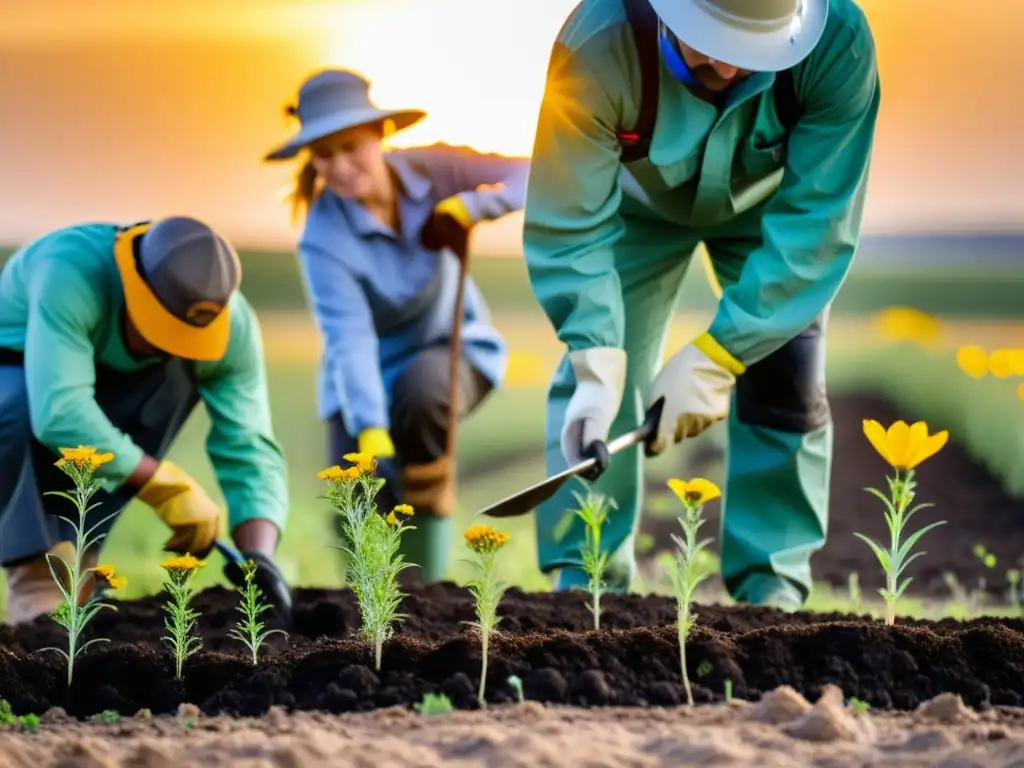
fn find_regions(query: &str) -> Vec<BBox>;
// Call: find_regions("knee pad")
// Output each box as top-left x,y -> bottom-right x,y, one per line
734,316 -> 831,434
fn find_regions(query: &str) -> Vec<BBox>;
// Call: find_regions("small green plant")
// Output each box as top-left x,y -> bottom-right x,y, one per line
38,447 -> 127,686
18,713 -> 39,733
92,709 -> 121,724
857,420 -> 948,626
1008,568 -> 1021,612
319,454 -> 416,671
160,555 -> 204,679
971,544 -> 997,614
847,572 -> 862,610
662,478 -> 719,707
0,699 -> 39,733
414,692 -> 453,716
462,524 -> 512,708
508,675 -> 524,703
228,559 -> 289,665
848,697 -> 871,715
724,679 -> 733,704
568,488 -> 615,630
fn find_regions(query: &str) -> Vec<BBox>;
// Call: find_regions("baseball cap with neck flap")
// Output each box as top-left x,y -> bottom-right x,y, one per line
649,0 -> 829,73
112,216 -> 241,361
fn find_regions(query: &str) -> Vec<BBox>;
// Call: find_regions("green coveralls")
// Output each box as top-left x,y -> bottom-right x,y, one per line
522,0 -> 880,605
0,224 -> 289,563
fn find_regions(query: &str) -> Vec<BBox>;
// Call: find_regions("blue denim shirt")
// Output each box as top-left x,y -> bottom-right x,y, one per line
297,143 -> 528,435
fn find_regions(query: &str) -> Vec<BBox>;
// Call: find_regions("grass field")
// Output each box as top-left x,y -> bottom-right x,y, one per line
1,245 -> 1023,619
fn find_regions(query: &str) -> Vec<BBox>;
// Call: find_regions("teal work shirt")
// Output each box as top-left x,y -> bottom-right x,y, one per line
0,223 -> 289,530
523,0 -> 881,366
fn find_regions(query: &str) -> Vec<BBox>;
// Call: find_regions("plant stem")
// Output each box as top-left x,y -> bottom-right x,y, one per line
478,632 -> 489,709
884,599 -> 895,626
375,634 -> 383,672
679,604 -> 693,706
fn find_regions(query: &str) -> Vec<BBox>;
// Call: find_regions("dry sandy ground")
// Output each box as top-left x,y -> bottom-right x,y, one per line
1,687 -> 1022,767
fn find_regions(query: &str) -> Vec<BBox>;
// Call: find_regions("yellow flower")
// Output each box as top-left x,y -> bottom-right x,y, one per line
464,524 -> 511,554
393,504 -> 414,517
989,349 -> 1014,379
955,345 -> 988,379
160,554 -> 204,575
344,452 -> 376,472
862,419 -> 948,470
667,478 -> 721,505
56,445 -> 115,471
92,564 -> 127,590
317,465 -> 361,482
873,306 -> 942,346
385,511 -> 398,525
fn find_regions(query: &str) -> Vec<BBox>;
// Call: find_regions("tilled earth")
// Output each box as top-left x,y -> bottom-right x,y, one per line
1,581 -> 1023,718
1,687 -> 1022,767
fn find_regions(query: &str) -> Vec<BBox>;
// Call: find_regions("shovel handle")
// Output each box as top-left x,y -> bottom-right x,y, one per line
604,396 -> 665,456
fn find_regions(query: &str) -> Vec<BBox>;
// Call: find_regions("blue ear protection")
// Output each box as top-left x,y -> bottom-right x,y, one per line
658,21 -> 700,86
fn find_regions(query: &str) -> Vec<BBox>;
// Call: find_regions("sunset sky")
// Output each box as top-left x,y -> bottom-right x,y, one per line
1,0 -> 1022,251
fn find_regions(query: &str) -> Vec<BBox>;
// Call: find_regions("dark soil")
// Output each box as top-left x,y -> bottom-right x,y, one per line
640,393 -> 1024,599
2,581 -> 1024,719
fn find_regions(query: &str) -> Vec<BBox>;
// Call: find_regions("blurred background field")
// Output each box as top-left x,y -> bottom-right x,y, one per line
2,0 -> 1023,618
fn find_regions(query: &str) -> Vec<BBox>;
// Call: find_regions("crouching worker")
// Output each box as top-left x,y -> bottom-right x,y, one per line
263,69 -> 527,582
0,216 -> 293,625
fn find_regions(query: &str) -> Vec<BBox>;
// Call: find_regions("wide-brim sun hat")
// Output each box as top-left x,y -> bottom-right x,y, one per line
649,0 -> 829,73
263,69 -> 426,162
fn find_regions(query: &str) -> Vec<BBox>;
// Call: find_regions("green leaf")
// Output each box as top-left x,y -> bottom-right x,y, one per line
853,533 -> 892,573
894,522 -> 946,565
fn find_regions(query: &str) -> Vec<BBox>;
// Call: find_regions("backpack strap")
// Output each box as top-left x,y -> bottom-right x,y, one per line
619,0 -> 660,163
772,67 -> 801,134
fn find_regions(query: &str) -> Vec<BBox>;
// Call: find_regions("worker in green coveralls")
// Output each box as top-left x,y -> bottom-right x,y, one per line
524,0 -> 880,609
0,217 -> 293,626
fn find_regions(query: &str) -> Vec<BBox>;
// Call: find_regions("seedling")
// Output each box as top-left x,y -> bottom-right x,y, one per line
0,699 -> 39,733
856,420 -> 948,626
662,478 -> 719,707
724,679 -> 733,704
319,453 -> 416,671
463,524 -> 512,708
1007,568 -> 1021,612
971,544 -> 997,614
92,710 -> 121,724
228,559 -> 288,665
508,675 -> 525,703
414,692 -> 453,716
160,555 -> 204,679
848,698 -> 871,715
570,488 -> 615,630
39,447 -> 126,686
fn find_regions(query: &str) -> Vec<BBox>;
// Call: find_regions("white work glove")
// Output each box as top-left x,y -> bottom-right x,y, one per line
646,334 -> 744,456
561,347 -> 627,476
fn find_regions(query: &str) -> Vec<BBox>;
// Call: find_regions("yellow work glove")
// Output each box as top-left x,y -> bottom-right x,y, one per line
357,427 -> 395,458
136,459 -> 222,554
419,195 -> 473,262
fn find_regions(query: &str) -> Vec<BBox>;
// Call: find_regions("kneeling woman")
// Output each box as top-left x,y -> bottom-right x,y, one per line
263,69 -> 527,582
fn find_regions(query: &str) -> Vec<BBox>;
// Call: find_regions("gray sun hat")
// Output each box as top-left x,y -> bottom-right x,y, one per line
263,69 -> 426,162
650,0 -> 829,72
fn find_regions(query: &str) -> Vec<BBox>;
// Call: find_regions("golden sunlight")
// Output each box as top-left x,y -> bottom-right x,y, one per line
321,0 -> 581,156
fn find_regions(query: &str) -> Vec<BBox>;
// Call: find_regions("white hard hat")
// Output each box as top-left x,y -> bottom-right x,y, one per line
648,0 -> 829,72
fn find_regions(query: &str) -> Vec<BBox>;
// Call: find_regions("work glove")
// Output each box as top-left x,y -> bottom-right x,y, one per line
136,459 -> 222,555
561,347 -> 627,481
645,332 -> 745,456
223,551 -> 293,630
420,195 -> 473,263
